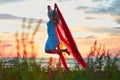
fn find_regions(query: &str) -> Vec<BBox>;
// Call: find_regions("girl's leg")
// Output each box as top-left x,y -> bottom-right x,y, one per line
45,48 -> 70,56
57,46 -> 70,71
45,46 -> 70,71
56,46 -> 70,55
58,53 -> 70,71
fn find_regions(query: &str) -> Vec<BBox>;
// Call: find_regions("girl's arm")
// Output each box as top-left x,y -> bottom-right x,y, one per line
48,5 -> 52,12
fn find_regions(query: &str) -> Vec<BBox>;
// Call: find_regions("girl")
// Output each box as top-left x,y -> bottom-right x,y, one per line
45,5 -> 70,70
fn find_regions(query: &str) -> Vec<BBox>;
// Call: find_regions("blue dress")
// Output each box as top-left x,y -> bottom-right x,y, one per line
45,21 -> 60,51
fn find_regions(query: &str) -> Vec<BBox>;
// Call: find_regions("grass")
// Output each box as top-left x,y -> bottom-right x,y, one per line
0,41 -> 120,80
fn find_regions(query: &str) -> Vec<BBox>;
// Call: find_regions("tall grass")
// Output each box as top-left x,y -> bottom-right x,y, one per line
86,40 -> 120,80
0,41 -> 119,80
15,18 -> 42,58
0,58 -> 48,80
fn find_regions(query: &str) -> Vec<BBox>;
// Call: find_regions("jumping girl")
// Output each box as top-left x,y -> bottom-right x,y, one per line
45,5 -> 70,70
45,4 -> 87,70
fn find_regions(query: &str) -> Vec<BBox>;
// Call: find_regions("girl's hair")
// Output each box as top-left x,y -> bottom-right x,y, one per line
51,10 -> 60,25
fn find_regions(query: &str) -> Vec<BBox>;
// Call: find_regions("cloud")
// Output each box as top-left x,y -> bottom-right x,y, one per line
80,26 -> 120,35
99,27 -> 120,34
76,6 -> 89,11
0,13 -> 46,23
111,27 -> 120,34
116,19 -> 120,24
87,0 -> 120,15
75,0 -> 120,16
107,33 -> 120,37
0,0 -> 24,5
0,14 -> 22,19
113,27 -> 120,29
84,16 -> 100,20
111,15 -> 120,24
84,35 -> 97,39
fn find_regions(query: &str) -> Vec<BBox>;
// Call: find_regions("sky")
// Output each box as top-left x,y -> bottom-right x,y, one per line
0,0 -> 120,58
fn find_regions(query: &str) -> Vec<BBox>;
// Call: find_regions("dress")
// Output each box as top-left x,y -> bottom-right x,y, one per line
45,21 -> 60,51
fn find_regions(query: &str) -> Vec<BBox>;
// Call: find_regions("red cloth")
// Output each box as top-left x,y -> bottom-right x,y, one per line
54,3 -> 87,68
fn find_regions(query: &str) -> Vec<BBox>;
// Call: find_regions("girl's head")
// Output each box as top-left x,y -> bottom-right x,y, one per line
51,10 -> 60,25
47,5 -> 60,25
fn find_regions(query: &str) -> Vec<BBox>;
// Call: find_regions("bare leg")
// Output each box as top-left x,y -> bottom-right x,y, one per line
59,53 -> 70,71
56,46 -> 70,71
45,46 -> 70,71
55,46 -> 70,55
45,47 -> 70,56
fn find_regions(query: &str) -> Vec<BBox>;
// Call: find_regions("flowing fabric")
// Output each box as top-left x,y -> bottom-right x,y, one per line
54,3 -> 87,68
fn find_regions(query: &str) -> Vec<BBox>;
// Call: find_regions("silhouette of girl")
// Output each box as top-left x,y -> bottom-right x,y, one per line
45,5 -> 70,70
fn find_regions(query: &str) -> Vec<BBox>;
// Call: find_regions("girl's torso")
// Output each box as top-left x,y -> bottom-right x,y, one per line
47,21 -> 57,36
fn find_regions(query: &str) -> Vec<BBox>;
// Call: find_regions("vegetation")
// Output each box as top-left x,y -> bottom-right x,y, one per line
0,41 -> 120,80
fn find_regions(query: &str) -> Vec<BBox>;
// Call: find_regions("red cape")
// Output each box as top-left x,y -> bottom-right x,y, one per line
55,3 -> 87,68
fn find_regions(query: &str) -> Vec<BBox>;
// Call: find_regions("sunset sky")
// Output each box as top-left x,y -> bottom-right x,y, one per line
0,0 -> 120,58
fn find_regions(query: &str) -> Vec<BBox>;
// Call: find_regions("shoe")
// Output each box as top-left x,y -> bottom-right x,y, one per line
64,49 -> 70,56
